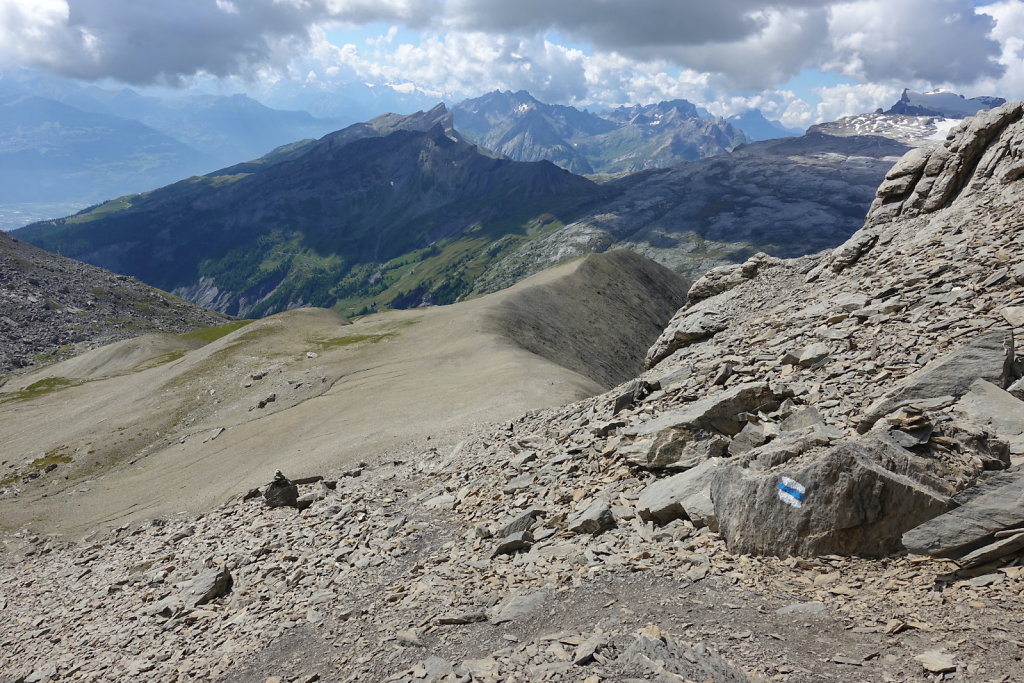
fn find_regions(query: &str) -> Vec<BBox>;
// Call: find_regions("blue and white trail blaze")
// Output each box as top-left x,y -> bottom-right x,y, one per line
776,476 -> 806,509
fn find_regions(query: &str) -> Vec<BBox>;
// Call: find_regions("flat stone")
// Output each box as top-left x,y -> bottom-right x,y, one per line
903,470 -> 1024,558
1000,306 -> 1024,327
498,508 -> 544,537
488,591 -> 547,624
182,566 -> 232,607
436,611 -> 487,625
954,379 -> 1024,454
492,531 -> 533,556
567,500 -> 615,535
636,458 -> 722,529
914,649 -> 957,674
957,531 -> 1024,569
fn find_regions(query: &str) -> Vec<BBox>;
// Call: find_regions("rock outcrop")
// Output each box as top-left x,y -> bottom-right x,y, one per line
633,101 -> 1024,558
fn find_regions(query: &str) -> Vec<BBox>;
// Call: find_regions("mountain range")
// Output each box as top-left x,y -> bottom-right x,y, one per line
451,90 -> 757,174
17,101 -> 909,319
884,88 -> 1006,118
10,87 -> 1004,326
16,105 -> 603,317
0,72 -> 341,229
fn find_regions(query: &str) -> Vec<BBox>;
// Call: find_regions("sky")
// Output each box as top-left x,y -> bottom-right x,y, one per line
0,0 -> 1022,127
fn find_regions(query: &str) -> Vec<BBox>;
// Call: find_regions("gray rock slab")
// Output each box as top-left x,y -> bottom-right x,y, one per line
487,590 -> 547,624
567,500 -> 615,535
957,531 -> 1024,569
637,458 -> 722,528
954,379 -> 1024,454
902,470 -> 1024,557
631,382 -> 777,439
498,508 -> 545,537
492,531 -> 533,556
858,331 -> 1015,433
183,566 -> 232,607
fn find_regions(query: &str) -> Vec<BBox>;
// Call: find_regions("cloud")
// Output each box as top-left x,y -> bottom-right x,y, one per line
446,0 -> 832,51
825,0 -> 1003,85
811,82 -> 902,122
975,0 -> 1024,100
319,30 -> 591,104
0,0 -> 1018,123
0,0 -> 441,85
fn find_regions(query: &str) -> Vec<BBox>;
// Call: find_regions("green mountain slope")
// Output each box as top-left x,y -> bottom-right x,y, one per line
18,106 -> 604,317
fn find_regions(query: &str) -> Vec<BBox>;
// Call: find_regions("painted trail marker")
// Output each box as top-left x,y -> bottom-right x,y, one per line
777,476 -> 806,509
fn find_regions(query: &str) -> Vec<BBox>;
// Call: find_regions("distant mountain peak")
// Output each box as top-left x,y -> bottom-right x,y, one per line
884,88 -> 1006,118
726,109 -> 804,142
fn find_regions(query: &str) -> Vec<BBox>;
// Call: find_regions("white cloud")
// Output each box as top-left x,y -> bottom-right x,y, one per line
811,82 -> 902,123
0,0 -> 1019,124
825,0 -> 1003,85
975,0 -> 1024,100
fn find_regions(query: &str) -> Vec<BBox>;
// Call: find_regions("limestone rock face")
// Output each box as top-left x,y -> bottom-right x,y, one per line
866,101 -> 1024,224
857,331 -> 1015,433
618,383 -> 779,469
636,458 -> 722,528
902,471 -> 1024,558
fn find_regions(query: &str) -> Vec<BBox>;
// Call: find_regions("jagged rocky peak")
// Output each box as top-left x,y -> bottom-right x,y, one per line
603,98 -> 702,124
884,88 -> 1007,118
635,101 -> 1024,558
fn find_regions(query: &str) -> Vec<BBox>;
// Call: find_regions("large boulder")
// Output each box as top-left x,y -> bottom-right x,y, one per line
953,379 -> 1024,456
712,433 -> 953,557
636,458 -> 722,529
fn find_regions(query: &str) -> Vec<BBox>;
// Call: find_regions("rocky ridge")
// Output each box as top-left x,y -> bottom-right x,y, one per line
0,230 -> 227,376
3,105 -> 1024,682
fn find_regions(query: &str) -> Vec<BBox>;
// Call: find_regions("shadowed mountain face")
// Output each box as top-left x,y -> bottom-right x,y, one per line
453,91 -> 747,174
471,131 -> 912,292
17,106 -> 604,318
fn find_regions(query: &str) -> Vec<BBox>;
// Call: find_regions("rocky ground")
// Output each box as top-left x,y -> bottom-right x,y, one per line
0,231 -> 227,376
3,105 -> 1024,682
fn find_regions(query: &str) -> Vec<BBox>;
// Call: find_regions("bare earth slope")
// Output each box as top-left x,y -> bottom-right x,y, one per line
0,250 -> 687,536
